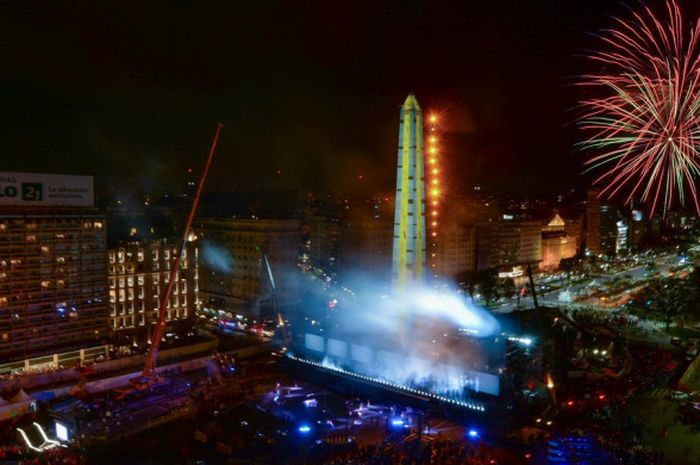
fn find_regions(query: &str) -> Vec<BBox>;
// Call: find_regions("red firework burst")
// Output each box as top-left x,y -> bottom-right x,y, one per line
579,0 -> 700,216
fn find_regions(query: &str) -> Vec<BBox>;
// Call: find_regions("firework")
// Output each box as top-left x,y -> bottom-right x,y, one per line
578,0 -> 700,216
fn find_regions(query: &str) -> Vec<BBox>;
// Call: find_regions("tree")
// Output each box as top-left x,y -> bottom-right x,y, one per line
629,278 -> 690,329
477,269 -> 500,307
455,270 -> 478,298
679,267 -> 700,322
559,257 -> 578,284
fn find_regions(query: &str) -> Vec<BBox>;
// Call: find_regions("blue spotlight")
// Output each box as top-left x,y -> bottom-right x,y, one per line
468,429 -> 479,439
298,424 -> 311,434
391,419 -> 405,427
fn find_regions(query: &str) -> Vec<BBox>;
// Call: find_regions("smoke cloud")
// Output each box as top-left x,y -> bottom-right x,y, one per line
201,241 -> 234,273
291,269 -> 504,402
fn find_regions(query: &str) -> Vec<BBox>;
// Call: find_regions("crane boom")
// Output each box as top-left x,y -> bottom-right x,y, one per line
142,123 -> 223,378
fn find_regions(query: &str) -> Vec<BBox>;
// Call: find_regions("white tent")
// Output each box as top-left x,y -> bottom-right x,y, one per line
10,389 -> 32,403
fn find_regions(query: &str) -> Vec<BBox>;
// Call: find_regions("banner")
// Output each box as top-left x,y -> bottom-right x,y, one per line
0,172 -> 94,207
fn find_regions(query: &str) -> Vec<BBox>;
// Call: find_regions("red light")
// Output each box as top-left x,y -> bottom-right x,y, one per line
598,394 -> 605,400
525,453 -> 532,459
566,400 -> 574,407
276,169 -> 282,175
186,168 -> 193,174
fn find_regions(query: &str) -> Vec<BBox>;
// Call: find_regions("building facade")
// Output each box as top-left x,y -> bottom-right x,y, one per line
108,240 -> 199,346
599,205 -> 620,256
477,218 -> 542,271
541,213 -> 578,270
339,217 -> 393,278
195,218 -> 299,315
434,222 -> 476,278
0,212 -> 107,362
586,189 -> 602,256
586,189 -> 622,257
309,214 -> 341,270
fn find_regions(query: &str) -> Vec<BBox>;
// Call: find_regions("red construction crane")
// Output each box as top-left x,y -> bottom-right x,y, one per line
141,123 -> 223,380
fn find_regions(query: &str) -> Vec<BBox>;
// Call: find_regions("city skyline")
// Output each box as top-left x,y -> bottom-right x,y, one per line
3,2 -> 700,464
1,0 -> 652,198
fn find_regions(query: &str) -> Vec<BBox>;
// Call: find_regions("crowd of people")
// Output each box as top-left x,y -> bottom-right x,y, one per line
553,310 -> 679,465
18,449 -> 86,465
587,404 -> 662,465
0,444 -> 85,465
0,364 -> 66,381
321,439 -> 499,465
0,444 -> 24,460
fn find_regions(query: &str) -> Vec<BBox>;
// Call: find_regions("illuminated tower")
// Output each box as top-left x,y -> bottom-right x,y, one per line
392,94 -> 426,287
426,112 -> 441,280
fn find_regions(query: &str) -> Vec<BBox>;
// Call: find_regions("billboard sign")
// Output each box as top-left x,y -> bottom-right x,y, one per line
55,422 -> 69,442
302,333 -> 500,397
0,172 -> 94,207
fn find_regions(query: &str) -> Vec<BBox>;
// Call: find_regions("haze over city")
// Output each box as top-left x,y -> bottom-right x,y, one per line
2,2 -> 700,465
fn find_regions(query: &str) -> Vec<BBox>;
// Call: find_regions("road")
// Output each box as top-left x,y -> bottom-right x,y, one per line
492,252 -> 685,314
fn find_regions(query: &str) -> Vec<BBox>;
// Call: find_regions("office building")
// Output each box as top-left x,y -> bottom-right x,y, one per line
477,217 -> 542,271
339,216 -> 393,279
195,218 -> 299,315
108,240 -> 199,346
541,213 -> 578,270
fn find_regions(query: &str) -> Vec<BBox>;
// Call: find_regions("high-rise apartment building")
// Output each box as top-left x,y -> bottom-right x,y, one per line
586,189 -> 602,256
309,214 -> 341,270
0,173 -> 107,362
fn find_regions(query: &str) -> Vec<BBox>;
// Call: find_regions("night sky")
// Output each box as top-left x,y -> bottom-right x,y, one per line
1,0 -> 682,198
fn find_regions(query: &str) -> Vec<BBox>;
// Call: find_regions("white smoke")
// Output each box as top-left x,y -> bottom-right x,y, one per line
294,271 -> 503,401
